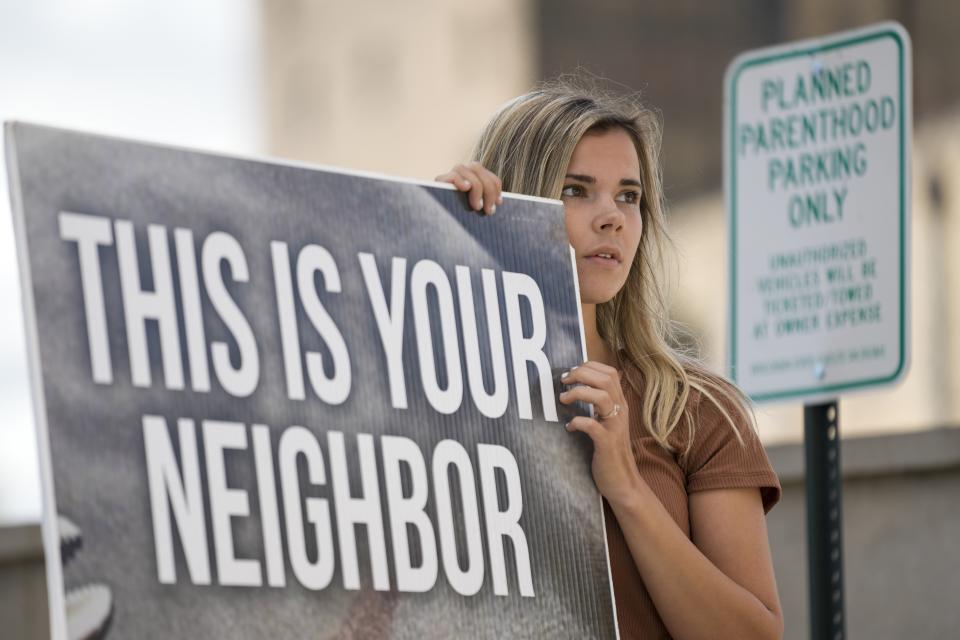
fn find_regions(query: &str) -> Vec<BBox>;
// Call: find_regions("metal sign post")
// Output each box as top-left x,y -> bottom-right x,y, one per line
804,400 -> 844,639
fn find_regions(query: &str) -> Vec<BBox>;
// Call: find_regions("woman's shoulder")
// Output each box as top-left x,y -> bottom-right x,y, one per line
687,376 -> 753,433
617,355 -> 781,511
618,360 -> 747,449
669,373 -> 753,449
674,376 -> 781,512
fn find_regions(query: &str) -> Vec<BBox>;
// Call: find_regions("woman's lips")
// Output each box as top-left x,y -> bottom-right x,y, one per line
584,255 -> 620,268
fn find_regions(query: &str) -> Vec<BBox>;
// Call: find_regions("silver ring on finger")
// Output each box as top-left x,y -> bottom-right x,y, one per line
599,403 -> 621,420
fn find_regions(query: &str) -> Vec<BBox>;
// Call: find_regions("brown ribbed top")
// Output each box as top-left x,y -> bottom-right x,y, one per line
605,381 -> 781,639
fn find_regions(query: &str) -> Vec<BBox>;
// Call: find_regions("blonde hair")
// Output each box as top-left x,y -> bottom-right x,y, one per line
472,77 -> 753,455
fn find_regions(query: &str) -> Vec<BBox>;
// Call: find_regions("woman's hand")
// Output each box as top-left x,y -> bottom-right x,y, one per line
435,161 -> 503,215
559,361 -> 643,507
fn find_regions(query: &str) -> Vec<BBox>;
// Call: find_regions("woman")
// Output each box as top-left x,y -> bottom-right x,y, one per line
436,79 -> 784,640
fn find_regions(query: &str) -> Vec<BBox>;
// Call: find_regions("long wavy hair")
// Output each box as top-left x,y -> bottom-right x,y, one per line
472,77 -> 752,454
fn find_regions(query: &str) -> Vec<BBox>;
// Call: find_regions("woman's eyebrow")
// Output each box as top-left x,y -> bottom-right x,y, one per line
565,173 -> 642,188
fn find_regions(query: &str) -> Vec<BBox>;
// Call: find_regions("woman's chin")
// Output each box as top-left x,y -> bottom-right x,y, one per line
578,286 -> 620,306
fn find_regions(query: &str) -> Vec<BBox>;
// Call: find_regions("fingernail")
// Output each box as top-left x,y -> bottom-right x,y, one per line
463,180 -> 471,189
489,204 -> 496,215
497,195 -> 503,204
560,370 -> 569,380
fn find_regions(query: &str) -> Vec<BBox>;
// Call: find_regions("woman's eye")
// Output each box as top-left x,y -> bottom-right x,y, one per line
617,190 -> 641,204
561,184 -> 583,197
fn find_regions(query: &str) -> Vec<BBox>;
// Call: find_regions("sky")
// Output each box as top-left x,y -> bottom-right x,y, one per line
0,0 -> 262,524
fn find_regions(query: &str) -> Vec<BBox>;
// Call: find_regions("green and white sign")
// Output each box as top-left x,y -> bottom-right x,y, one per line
725,22 -> 912,403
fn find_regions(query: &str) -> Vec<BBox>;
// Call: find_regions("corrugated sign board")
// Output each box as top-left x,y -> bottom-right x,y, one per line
5,122 -> 618,639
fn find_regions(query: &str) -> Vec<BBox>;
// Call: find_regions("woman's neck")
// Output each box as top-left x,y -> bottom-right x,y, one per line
581,303 -> 615,366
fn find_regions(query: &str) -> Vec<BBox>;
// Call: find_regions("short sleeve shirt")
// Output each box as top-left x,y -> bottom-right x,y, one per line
605,379 -> 781,639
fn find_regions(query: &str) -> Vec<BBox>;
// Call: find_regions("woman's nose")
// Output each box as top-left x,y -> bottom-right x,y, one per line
593,198 -> 625,232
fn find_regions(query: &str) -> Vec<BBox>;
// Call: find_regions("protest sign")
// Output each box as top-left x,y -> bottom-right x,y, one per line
5,123 -> 617,639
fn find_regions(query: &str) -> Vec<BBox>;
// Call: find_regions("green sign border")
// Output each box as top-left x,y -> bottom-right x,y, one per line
727,26 -> 908,402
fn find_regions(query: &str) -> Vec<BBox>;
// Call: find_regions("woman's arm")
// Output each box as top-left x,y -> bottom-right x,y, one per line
610,484 -> 783,640
560,362 -> 783,640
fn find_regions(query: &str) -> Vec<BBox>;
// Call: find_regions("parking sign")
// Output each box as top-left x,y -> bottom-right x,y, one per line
725,22 -> 912,403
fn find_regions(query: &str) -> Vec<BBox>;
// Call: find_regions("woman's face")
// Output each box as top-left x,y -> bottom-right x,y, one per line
561,126 -> 644,305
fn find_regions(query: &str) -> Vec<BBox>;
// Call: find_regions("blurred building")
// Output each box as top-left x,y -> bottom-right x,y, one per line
261,0 -> 535,180
261,0 -> 960,444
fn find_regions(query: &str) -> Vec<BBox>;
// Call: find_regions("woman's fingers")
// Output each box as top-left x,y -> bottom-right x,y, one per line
559,361 -> 628,423
577,360 -> 622,380
450,164 -> 485,211
560,365 -> 613,391
434,170 -> 472,192
558,384 -> 613,414
565,415 -> 603,439
470,162 -> 502,214
437,162 -> 503,215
